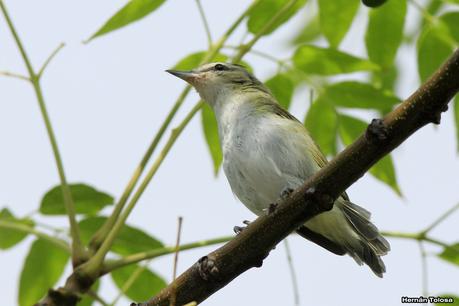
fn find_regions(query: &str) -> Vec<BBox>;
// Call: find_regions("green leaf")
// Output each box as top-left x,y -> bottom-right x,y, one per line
87,0 -> 167,41
338,115 -> 401,195
79,217 -> 163,256
438,243 -> 459,266
111,264 -> 166,302
173,52 -> 229,71
291,15 -> 321,45
434,294 -> 459,306
201,103 -> 222,175
365,0 -> 406,68
371,64 -> 398,91
40,183 -> 114,215
0,208 -> 34,250
322,81 -> 400,112
318,0 -> 359,48
441,12 -> 459,42
265,73 -> 295,110
417,17 -> 455,82
247,0 -> 307,36
293,45 -> 379,75
19,239 -> 69,306
369,154 -> 401,195
79,281 -> 100,306
455,96 -> 459,152
304,98 -> 338,156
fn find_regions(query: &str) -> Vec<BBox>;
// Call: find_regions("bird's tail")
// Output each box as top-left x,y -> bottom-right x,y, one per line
340,200 -> 390,277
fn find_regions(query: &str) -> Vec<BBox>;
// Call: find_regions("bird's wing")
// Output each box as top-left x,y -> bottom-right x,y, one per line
253,95 -> 350,201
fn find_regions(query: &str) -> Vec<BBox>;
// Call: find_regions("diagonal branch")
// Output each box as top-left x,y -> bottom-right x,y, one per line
139,49 -> 459,306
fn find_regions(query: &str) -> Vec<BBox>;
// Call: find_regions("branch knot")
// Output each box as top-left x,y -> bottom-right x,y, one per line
196,256 -> 220,281
304,187 -> 334,213
366,119 -> 388,142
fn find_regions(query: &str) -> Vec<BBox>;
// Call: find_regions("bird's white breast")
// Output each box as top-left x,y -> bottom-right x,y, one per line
212,93 -> 319,215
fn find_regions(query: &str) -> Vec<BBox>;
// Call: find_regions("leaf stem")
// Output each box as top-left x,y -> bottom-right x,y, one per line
381,231 -> 452,250
408,0 -> 436,25
109,262 -> 150,306
86,289 -> 109,306
0,70 -> 30,81
88,86 -> 192,251
418,241 -> 429,296
283,239 -> 300,306
85,102 -> 205,275
0,220 -> 70,252
170,216 -> 184,306
37,42 -> 65,78
102,236 -> 232,274
195,0 -> 213,48
0,1 -> 85,263
421,202 -> 459,235
231,0 -> 299,63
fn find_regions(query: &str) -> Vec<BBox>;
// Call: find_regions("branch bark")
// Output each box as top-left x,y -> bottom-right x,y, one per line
138,49 -> 459,306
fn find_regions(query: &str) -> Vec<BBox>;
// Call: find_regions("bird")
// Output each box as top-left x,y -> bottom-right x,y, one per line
166,62 -> 390,277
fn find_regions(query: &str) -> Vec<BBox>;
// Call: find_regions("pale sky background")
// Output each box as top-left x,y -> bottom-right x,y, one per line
1,0 -> 459,305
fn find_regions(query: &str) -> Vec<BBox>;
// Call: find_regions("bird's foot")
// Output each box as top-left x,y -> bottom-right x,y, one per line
263,203 -> 278,215
233,220 -> 251,235
280,187 -> 294,200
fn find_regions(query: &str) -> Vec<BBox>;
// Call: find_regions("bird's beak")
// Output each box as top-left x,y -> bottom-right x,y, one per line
166,69 -> 198,84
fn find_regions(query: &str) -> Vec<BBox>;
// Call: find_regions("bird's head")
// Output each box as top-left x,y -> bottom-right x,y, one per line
166,62 -> 267,105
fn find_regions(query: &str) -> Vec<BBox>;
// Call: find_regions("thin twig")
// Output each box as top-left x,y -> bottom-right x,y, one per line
170,216 -> 184,306
86,101 -> 204,275
0,0 -> 85,263
37,42 -> 65,78
86,289 -> 109,306
102,236 -> 232,274
224,45 -> 288,65
172,217 -> 183,281
283,239 -> 300,306
0,70 -> 30,81
408,0 -> 458,48
110,261 -> 151,306
309,89 -> 314,107
422,202 -> 459,235
195,0 -> 212,47
382,231 -> 459,253
418,241 -> 429,296
408,0 -> 436,25
0,220 -> 70,252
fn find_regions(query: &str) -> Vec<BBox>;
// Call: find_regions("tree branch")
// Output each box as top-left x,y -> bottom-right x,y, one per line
138,49 -> 459,306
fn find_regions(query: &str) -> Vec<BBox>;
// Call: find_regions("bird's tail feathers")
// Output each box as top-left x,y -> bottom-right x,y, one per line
341,200 -> 390,277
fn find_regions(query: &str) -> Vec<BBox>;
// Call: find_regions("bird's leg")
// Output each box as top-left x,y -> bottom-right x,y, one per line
233,220 -> 251,235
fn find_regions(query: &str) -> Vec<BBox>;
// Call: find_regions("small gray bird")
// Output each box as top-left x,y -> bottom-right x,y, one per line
167,62 -> 390,277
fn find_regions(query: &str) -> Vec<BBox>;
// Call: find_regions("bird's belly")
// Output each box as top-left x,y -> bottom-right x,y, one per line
223,159 -> 287,215
222,141 -> 304,216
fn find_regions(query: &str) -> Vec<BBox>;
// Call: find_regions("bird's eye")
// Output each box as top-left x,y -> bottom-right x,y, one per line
214,64 -> 227,71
